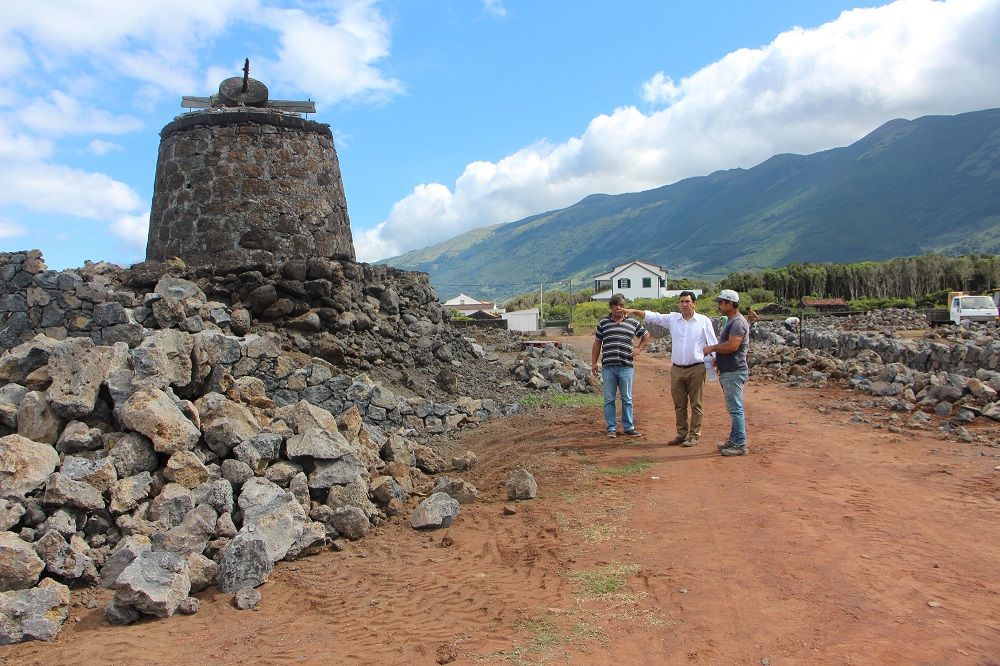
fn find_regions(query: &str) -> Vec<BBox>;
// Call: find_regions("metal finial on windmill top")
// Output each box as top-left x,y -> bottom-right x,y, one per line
180,58 -> 317,115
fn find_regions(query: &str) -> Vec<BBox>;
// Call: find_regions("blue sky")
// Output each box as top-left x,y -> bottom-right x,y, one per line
2,0 -> 999,270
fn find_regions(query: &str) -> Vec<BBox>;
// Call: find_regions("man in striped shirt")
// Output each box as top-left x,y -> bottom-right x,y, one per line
591,294 -> 651,438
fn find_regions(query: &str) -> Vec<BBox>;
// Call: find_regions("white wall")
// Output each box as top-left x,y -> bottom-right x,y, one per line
502,309 -> 539,332
593,264 -> 663,300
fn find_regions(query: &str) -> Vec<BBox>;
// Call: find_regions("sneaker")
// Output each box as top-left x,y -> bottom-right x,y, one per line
623,430 -> 642,437
606,431 -> 618,438
681,436 -> 699,447
719,445 -> 747,456
668,435 -> 686,445
716,440 -> 733,451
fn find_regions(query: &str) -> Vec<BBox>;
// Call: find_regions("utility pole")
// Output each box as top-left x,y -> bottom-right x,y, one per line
539,281 -> 544,329
569,278 -> 574,332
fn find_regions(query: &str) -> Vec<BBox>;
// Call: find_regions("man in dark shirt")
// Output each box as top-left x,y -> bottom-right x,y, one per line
703,289 -> 750,456
592,293 -> 650,438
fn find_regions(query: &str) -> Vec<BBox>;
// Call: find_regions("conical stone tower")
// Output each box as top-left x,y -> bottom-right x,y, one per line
146,64 -> 355,268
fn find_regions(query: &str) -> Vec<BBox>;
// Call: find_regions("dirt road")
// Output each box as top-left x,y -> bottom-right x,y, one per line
5,338 -> 999,665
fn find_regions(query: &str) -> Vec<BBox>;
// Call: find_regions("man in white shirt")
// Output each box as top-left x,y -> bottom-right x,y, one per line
626,291 -> 718,446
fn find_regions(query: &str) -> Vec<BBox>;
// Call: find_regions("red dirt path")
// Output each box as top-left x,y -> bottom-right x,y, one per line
4,337 -> 998,665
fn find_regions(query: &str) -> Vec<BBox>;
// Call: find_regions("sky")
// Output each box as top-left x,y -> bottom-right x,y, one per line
1,0 -> 999,271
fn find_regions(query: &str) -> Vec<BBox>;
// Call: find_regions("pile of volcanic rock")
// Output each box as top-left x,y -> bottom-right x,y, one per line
511,344 -> 597,393
0,330 -> 489,641
833,308 -> 930,332
0,250 -> 545,644
748,318 -> 1000,443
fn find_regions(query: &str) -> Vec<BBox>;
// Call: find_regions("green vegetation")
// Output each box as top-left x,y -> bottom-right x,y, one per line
722,254 -> 1000,304
568,563 -> 641,596
492,613 -> 608,665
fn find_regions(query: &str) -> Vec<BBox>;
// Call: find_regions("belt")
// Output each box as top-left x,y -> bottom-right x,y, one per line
672,362 -> 702,369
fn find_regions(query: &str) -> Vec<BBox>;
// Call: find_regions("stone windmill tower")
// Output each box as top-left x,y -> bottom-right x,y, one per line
146,60 -> 356,268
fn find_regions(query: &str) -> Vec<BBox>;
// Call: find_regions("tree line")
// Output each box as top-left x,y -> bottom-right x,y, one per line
720,254 -> 1000,303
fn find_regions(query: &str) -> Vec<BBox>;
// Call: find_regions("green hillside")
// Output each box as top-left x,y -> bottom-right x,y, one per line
383,108 -> 1000,301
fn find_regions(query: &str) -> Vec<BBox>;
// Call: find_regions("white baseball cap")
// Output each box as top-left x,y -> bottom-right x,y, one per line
714,289 -> 740,303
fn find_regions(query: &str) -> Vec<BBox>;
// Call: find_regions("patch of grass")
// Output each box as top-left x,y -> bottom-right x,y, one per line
579,524 -> 617,542
519,394 -> 543,407
570,621 -> 609,645
550,392 -> 603,407
516,617 -> 563,651
567,563 -> 641,596
598,460 -> 654,477
556,491 -> 582,502
486,610 -> 607,664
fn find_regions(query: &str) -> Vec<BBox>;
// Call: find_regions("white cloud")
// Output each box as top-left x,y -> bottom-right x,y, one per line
0,163 -> 141,219
110,211 -> 149,249
18,92 -> 142,136
362,0 -> 1000,262
482,0 -> 508,18
262,1 -> 403,105
0,218 -> 27,238
0,121 -> 54,161
89,139 -> 123,156
640,72 -> 681,105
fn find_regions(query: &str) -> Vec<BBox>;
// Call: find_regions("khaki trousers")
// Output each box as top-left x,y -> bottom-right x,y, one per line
670,363 -> 706,438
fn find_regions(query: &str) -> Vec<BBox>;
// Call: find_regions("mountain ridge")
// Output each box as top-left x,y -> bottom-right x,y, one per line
382,108 -> 1000,301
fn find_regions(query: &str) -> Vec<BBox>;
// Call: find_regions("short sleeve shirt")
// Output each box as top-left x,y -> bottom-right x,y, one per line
716,314 -> 750,372
595,317 -> 648,367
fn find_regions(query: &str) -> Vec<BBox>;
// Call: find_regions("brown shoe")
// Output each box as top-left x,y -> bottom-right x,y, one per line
681,436 -> 700,447
668,435 -> 686,445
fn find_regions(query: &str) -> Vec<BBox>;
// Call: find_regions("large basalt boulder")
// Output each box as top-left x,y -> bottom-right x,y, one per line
118,387 -> 200,454
0,336 -> 57,385
100,535 -> 152,589
16,391 -> 64,445
0,383 -> 28,429
113,550 -> 191,618
237,478 -> 306,563
432,476 -> 479,504
132,330 -> 194,390
0,434 -> 59,498
105,432 -> 158,478
151,504 -> 217,556
33,531 -> 98,583
0,532 -> 45,591
45,338 -> 112,419
42,473 -> 105,512
195,392 -> 261,456
216,532 -> 273,593
0,578 -> 70,644
410,492 -> 460,530
285,427 -> 354,460
59,455 -> 117,493
506,468 -> 538,500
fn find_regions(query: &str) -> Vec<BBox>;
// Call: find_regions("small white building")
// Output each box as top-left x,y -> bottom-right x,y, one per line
502,308 -> 540,332
442,293 -> 503,314
592,260 -> 668,301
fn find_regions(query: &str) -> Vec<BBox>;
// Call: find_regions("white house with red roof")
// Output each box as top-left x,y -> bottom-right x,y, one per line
442,293 -> 502,314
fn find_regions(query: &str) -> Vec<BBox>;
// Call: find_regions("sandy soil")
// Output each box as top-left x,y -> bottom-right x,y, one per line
4,337 -> 999,665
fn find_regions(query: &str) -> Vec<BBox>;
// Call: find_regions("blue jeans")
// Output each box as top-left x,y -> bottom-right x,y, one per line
602,365 -> 635,432
719,369 -> 749,447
